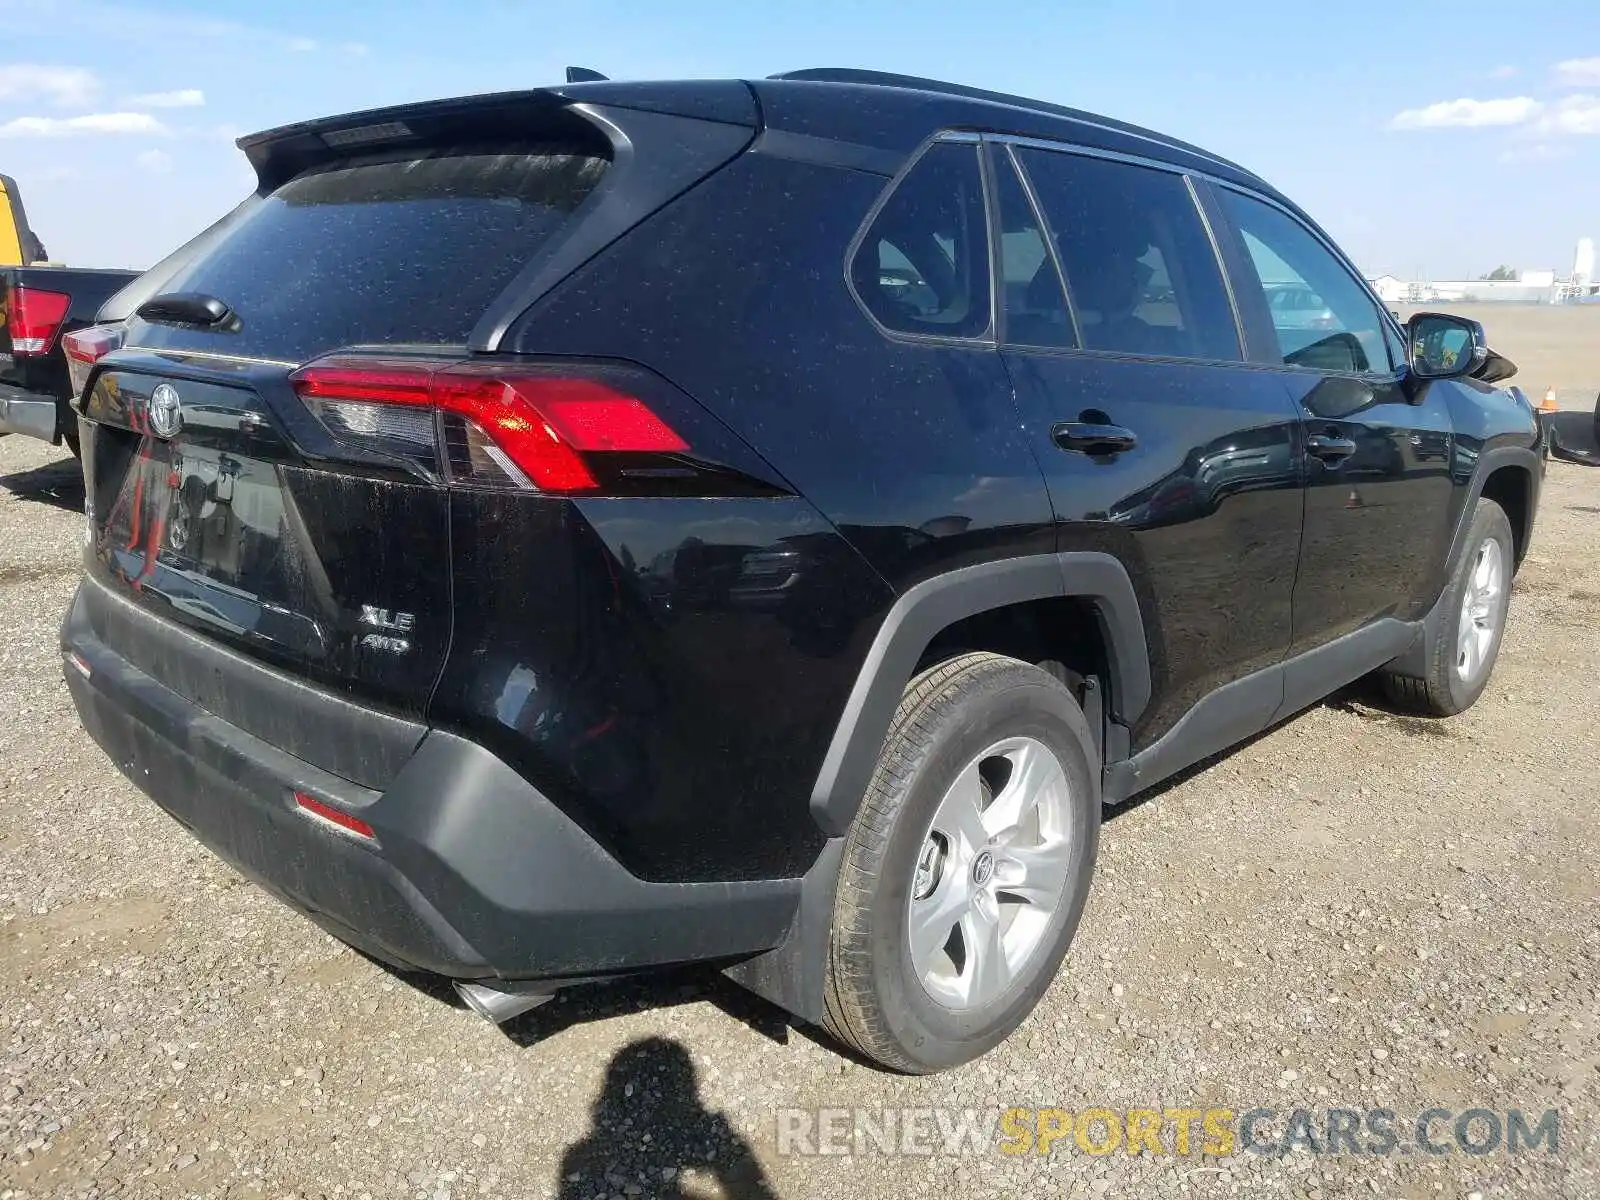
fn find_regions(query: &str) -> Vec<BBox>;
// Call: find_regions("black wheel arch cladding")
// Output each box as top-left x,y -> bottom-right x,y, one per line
807,552 -> 1148,838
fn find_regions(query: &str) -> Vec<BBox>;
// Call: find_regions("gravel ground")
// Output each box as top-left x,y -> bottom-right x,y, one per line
1,433 -> 1596,1200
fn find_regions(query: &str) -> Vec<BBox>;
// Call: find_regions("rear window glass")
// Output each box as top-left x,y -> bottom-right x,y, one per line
137,146 -> 608,363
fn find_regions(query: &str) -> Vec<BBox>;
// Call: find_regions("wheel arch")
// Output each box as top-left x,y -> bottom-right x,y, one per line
729,555 -> 1147,1026
807,552 -> 1150,839
1478,459 -> 1537,566
1388,445 -> 1539,680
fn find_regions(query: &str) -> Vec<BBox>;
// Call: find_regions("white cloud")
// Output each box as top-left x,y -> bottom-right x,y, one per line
1388,96 -> 1543,130
288,37 -> 318,53
0,111 -> 170,138
1554,57 -> 1600,87
1489,65 -> 1518,80
0,64 -> 100,108
135,148 -> 172,174
1535,94 -> 1600,135
126,88 -> 204,108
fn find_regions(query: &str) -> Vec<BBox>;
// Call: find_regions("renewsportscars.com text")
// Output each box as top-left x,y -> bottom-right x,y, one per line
775,1106 -> 1561,1158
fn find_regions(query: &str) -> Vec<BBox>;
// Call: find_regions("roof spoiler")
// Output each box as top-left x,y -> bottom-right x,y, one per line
237,82 -> 756,191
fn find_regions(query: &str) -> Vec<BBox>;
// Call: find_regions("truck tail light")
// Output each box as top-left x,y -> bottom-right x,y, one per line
6,285 -> 71,355
290,356 -> 691,494
61,323 -> 124,399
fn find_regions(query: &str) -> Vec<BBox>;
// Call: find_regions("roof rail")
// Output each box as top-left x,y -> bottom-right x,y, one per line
771,68 -> 1095,122
769,67 -> 1252,179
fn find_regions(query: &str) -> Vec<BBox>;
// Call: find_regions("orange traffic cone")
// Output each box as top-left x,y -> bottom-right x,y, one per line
1539,387 -> 1560,414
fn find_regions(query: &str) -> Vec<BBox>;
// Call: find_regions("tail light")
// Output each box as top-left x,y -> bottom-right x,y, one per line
61,323 -> 124,399
290,356 -> 696,494
6,286 -> 71,355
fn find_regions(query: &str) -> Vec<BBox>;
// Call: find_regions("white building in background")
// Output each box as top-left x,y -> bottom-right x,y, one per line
1367,240 -> 1597,305
1366,268 -> 1562,305
1368,275 -> 1407,303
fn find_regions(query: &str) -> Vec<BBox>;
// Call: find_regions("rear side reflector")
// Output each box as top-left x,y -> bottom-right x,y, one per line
61,323 -> 124,399
6,286 -> 71,355
291,356 -> 690,493
294,791 -> 376,840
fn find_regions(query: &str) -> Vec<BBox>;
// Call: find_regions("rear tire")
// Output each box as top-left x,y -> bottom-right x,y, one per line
1380,498 -> 1514,716
822,652 -> 1099,1073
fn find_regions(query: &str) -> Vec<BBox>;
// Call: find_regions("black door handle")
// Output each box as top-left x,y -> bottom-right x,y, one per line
1306,433 -> 1357,462
1053,421 -> 1138,456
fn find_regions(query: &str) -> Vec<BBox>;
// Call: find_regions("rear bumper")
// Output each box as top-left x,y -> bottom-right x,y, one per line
0,381 -> 60,443
61,583 -> 802,983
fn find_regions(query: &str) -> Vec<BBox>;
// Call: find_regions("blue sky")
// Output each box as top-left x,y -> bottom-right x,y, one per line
1,0 -> 1597,277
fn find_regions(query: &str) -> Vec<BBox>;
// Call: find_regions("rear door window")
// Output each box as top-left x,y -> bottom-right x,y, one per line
992,147 -> 1073,349
1015,148 -> 1241,362
137,146 -> 608,363
850,141 -> 991,340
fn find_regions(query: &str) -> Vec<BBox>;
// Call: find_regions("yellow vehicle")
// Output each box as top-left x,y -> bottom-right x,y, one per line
0,173 -> 46,266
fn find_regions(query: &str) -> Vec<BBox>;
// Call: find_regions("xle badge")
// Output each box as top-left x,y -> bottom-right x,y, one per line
359,606 -> 415,654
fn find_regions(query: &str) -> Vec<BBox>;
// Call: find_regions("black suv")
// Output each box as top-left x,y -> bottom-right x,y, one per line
62,70 -> 1542,1073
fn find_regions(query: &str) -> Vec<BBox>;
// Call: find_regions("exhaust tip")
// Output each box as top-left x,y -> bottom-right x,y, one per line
455,980 -> 554,1025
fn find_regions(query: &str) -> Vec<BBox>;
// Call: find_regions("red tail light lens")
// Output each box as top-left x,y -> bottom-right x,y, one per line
290,357 -> 690,493
7,286 -> 72,355
61,322 -> 124,398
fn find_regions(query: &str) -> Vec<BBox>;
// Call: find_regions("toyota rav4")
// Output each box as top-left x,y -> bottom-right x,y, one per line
61,69 -> 1542,1073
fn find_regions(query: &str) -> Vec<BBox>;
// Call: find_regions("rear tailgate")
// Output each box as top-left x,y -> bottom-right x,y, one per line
71,86 -> 757,788
77,361 -> 450,785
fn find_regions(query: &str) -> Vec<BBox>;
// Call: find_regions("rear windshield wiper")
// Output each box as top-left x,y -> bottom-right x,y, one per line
136,292 -> 235,329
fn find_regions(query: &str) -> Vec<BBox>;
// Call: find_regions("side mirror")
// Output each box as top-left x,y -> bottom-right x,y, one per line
1407,312 -> 1488,380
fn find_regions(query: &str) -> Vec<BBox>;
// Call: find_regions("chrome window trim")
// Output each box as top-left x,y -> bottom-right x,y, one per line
120,347 -> 300,369
845,126 -> 1405,373
991,133 -> 1404,340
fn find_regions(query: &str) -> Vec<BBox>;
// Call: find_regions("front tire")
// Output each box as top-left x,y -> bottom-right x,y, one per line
1381,497 -> 1514,716
822,653 -> 1099,1073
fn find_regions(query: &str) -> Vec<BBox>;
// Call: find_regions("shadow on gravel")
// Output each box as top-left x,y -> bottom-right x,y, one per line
555,1036 -> 779,1199
0,456 -> 85,513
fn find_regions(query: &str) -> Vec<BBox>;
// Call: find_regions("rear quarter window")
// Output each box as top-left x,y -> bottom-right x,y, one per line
848,141 -> 991,341
137,146 -> 608,363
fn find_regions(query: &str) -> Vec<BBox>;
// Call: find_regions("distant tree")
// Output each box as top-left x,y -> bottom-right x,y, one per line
1480,265 -> 1518,281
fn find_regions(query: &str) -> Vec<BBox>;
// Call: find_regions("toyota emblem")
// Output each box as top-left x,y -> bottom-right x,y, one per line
149,384 -> 183,439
